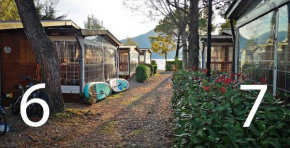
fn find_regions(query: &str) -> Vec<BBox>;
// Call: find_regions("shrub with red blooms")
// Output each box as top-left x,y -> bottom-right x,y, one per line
171,70 -> 290,148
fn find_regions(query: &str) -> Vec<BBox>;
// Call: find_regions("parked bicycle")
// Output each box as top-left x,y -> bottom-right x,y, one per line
0,105 -> 7,135
11,76 -> 48,119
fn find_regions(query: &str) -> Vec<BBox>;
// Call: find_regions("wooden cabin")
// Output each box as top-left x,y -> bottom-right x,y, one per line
0,20 -> 121,107
225,0 -> 290,93
200,29 -> 234,72
139,48 -> 152,64
118,46 -> 141,78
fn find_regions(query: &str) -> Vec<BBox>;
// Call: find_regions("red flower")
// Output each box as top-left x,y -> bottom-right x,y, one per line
253,82 -> 258,85
202,86 -> 210,93
192,67 -> 196,71
220,87 -> 226,93
260,77 -> 266,84
220,75 -> 225,81
215,79 -> 220,83
233,80 -> 237,84
204,69 -> 209,75
237,73 -> 242,78
223,78 -> 232,85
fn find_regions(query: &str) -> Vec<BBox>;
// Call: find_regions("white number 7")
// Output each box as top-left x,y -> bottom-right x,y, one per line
240,85 -> 267,127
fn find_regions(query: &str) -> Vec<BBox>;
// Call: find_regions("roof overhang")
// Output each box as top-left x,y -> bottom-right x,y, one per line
201,35 -> 233,43
225,0 -> 290,26
0,20 -> 81,30
81,29 -> 121,46
119,46 -> 141,53
0,20 -> 121,47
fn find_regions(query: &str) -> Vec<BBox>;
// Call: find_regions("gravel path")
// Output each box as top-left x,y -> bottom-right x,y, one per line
0,71 -> 173,148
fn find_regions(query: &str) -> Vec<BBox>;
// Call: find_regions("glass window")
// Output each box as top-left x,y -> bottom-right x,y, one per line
277,4 -> 290,92
130,50 -> 139,75
119,51 -> 129,72
238,11 -> 275,85
55,42 -> 80,86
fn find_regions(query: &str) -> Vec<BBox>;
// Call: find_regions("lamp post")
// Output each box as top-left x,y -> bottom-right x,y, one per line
206,0 -> 212,78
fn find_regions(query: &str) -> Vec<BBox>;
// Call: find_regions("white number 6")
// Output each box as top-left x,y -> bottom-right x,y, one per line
21,83 -> 50,127
241,85 -> 267,128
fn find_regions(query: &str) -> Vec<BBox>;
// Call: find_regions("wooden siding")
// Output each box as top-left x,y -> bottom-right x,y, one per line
0,30 -> 37,107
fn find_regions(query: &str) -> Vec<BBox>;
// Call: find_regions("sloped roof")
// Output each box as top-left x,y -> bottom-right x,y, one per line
0,20 -> 121,46
140,48 -> 152,54
0,20 -> 80,30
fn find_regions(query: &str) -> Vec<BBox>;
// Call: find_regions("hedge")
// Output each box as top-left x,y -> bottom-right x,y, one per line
136,64 -> 151,82
172,70 -> 290,147
145,64 -> 154,76
151,60 -> 158,74
166,60 -> 182,71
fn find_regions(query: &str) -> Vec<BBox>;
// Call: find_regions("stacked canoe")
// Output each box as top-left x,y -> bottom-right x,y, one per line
84,78 -> 129,101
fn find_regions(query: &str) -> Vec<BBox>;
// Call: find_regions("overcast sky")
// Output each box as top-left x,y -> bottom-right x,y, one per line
56,0 -> 225,40
56,0 -> 159,40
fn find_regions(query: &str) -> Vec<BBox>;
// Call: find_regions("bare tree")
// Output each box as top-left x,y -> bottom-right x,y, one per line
14,0 -> 64,113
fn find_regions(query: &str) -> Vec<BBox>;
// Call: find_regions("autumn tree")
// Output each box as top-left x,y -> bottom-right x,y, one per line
124,0 -> 233,70
84,14 -> 104,29
1,0 -> 66,21
154,16 -> 182,59
124,0 -> 189,70
149,34 -> 176,64
14,0 -> 64,113
123,37 -> 139,46
0,0 -> 20,20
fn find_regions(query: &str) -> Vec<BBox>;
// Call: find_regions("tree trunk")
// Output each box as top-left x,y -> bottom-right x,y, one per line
165,52 -> 167,69
175,33 -> 181,59
14,0 -> 64,113
181,29 -> 188,70
188,0 -> 200,69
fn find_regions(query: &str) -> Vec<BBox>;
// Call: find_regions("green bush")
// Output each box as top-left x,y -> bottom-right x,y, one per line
145,64 -> 154,76
152,65 -> 157,74
166,60 -> 182,71
136,64 -> 150,82
151,60 -> 158,74
172,70 -> 290,147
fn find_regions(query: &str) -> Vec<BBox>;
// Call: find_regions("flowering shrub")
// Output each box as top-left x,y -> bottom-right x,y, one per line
172,70 -> 290,147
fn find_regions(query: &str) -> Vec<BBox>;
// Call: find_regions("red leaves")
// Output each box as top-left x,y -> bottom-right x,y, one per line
260,77 -> 267,84
230,73 -> 235,79
204,69 -> 209,75
220,87 -> 226,94
202,86 -> 210,93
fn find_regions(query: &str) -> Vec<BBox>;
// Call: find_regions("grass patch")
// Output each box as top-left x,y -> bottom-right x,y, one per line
130,128 -> 148,136
100,121 -> 118,135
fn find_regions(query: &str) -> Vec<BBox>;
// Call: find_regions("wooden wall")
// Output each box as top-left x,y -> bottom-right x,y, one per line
0,29 -> 37,107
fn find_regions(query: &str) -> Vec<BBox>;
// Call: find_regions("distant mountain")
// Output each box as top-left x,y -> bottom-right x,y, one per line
120,30 -> 182,59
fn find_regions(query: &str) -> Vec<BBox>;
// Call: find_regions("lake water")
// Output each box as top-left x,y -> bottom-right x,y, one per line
152,59 -> 175,70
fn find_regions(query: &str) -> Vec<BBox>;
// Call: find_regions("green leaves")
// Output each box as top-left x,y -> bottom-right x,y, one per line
171,70 -> 290,147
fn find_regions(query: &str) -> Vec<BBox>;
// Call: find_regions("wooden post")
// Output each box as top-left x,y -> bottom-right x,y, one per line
206,0 -> 212,77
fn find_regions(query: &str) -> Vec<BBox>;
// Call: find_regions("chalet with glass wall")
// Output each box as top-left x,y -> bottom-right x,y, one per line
200,29 -> 234,72
226,0 -> 290,93
0,20 -> 121,106
118,46 -> 141,78
139,48 -> 152,64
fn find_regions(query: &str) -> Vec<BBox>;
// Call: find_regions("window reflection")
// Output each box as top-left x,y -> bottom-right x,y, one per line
238,11 -> 275,85
277,5 -> 290,92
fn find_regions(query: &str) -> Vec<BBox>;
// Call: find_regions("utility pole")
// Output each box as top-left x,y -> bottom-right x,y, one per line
206,0 -> 212,78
